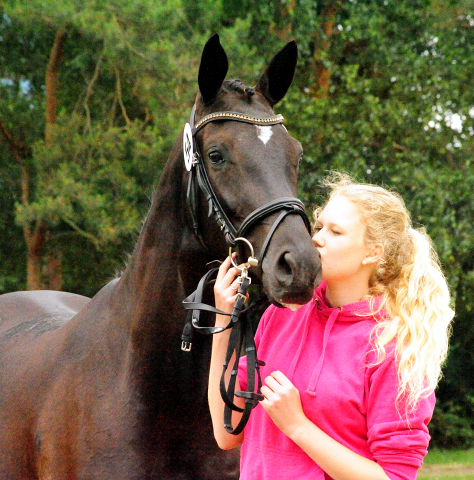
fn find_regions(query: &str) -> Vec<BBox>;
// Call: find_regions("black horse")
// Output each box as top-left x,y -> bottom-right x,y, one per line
0,35 -> 321,479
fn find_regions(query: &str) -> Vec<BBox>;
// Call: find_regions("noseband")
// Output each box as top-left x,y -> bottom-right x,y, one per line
182,103 -> 312,435
184,104 -> 311,273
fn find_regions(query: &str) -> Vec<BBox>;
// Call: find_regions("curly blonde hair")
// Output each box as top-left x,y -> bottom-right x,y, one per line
315,173 -> 454,410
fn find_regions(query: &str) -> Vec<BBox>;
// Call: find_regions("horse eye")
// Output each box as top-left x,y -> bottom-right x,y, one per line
296,153 -> 303,172
208,151 -> 224,164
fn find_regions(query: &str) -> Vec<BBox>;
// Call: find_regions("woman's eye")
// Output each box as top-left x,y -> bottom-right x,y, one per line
208,151 -> 224,164
332,230 -> 341,235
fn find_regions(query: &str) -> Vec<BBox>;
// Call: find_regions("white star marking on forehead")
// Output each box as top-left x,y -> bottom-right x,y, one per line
255,125 -> 273,145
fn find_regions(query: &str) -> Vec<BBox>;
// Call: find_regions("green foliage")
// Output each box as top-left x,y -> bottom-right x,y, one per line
430,397 -> 474,449
15,118 -> 160,248
0,158 -> 25,292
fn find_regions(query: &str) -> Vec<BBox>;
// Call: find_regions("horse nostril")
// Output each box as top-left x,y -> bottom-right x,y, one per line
275,252 -> 295,285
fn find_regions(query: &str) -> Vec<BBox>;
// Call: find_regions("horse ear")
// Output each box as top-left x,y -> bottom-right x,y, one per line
198,34 -> 229,104
255,40 -> 298,106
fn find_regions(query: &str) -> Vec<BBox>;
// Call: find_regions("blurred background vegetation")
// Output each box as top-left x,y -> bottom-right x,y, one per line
1,0 -> 473,449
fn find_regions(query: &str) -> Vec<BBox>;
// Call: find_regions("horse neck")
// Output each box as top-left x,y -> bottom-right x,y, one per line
114,139 -> 202,361
102,138 -> 214,432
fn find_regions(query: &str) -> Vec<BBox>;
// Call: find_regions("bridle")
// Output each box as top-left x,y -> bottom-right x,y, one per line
181,103 -> 311,434
184,104 -> 311,270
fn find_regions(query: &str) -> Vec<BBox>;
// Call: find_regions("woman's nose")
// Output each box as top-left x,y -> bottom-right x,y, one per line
312,231 -> 323,248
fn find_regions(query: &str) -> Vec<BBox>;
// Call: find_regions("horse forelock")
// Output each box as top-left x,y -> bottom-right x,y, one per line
223,79 -> 255,99
196,79 -> 254,108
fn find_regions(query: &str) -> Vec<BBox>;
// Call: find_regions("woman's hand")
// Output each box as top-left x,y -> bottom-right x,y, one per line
261,372 -> 391,480
214,254 -> 248,327
260,371 -> 308,438
209,254 -> 248,449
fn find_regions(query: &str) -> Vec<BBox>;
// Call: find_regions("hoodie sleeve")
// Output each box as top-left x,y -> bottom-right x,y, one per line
365,353 -> 435,480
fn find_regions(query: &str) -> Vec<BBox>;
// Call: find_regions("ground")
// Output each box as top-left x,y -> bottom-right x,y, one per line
418,463 -> 474,479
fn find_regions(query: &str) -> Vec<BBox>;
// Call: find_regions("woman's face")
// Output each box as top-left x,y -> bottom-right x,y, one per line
312,195 -> 370,285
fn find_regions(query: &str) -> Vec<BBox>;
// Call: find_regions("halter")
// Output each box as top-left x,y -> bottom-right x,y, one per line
182,103 -> 312,435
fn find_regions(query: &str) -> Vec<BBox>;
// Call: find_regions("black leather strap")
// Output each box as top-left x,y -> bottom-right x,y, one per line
182,268 -> 266,435
195,158 -> 238,244
236,197 -> 309,238
182,267 -> 233,351
222,305 -> 265,435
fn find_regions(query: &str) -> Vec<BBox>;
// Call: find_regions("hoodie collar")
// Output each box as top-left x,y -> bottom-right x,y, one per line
287,282 -> 382,397
313,281 -> 381,321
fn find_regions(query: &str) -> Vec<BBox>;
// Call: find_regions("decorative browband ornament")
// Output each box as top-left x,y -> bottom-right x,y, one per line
194,112 -> 284,131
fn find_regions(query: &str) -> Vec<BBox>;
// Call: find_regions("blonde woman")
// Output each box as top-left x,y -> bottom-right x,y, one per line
209,174 -> 454,480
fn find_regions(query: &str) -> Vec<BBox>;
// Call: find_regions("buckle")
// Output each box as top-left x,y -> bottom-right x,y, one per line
181,341 -> 192,352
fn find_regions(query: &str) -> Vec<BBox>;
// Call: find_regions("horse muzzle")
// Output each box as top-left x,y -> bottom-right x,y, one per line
260,214 -> 322,307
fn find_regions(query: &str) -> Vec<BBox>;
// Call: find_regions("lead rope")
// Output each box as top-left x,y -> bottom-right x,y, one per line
221,276 -> 265,434
182,252 -> 266,435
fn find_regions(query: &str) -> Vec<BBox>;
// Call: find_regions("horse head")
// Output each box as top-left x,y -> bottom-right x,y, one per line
184,34 -> 321,307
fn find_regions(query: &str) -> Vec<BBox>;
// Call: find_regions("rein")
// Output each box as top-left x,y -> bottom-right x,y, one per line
181,103 -> 311,434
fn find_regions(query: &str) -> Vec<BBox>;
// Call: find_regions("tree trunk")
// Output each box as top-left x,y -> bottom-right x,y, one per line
313,4 -> 338,97
45,28 -> 66,146
46,250 -> 63,291
26,222 -> 48,290
0,120 -> 44,289
37,28 -> 67,290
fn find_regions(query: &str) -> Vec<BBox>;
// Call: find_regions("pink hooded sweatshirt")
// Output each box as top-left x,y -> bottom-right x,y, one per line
238,281 -> 435,480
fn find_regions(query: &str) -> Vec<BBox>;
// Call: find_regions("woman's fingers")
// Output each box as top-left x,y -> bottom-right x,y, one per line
262,372 -> 289,396
216,255 -> 237,284
269,371 -> 292,387
260,385 -> 273,401
215,254 -> 248,290
263,375 -> 282,394
215,254 -> 233,284
260,373 -> 306,436
214,254 -> 250,313
261,372 -> 298,402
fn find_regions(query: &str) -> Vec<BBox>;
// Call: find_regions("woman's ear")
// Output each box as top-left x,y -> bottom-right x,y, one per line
364,244 -> 384,265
